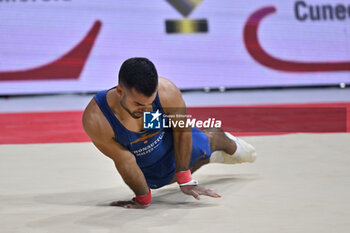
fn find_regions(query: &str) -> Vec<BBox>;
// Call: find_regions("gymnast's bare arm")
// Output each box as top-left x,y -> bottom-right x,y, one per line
158,78 -> 192,173
82,99 -> 149,208
158,78 -> 221,200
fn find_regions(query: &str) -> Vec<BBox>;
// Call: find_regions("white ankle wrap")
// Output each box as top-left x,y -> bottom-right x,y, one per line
209,132 -> 257,164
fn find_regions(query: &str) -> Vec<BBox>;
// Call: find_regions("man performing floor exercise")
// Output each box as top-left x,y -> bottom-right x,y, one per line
82,57 -> 257,209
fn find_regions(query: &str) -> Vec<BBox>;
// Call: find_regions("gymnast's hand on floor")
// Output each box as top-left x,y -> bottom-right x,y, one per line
180,185 -> 222,200
110,198 -> 148,209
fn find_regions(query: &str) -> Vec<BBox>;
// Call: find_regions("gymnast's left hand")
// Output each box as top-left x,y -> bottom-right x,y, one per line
180,185 -> 222,200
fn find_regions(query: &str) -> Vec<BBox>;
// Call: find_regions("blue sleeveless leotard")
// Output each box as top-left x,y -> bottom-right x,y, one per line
94,88 -> 211,189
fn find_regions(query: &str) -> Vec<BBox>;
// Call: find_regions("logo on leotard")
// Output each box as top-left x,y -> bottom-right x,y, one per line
143,110 -> 162,129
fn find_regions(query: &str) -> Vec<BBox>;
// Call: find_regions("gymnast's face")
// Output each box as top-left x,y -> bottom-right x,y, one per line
117,85 -> 156,119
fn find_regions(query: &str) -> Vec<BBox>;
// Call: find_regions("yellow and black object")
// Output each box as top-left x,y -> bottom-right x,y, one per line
165,0 -> 208,34
166,19 -> 208,34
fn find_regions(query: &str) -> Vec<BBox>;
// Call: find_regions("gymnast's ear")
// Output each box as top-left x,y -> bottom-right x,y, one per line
116,85 -> 123,96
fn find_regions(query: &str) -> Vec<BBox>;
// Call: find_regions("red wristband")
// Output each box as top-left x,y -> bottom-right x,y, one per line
176,169 -> 193,185
135,188 -> 152,206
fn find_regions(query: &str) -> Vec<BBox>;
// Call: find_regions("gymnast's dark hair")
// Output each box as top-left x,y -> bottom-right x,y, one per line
118,57 -> 158,97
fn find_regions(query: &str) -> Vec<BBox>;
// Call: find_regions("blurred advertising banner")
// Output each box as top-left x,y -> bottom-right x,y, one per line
0,0 -> 349,95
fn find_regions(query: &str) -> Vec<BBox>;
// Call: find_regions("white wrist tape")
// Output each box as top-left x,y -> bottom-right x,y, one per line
179,179 -> 199,186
